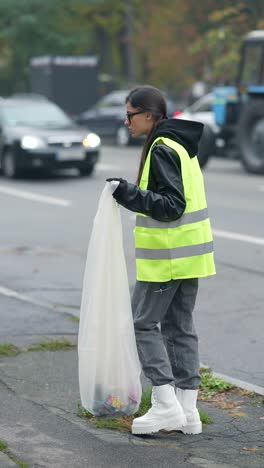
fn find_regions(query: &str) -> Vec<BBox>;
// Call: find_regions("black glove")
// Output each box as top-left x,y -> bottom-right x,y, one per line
106,178 -> 126,183
106,177 -> 126,195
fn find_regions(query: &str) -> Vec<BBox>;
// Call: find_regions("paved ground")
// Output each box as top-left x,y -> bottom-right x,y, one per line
0,335 -> 263,468
1,151 -> 264,466
1,151 -> 264,389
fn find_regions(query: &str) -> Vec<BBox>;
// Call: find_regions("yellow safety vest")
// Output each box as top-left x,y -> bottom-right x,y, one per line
134,137 -> 216,282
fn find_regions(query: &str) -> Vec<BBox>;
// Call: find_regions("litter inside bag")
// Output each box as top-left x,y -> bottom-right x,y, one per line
91,385 -> 139,417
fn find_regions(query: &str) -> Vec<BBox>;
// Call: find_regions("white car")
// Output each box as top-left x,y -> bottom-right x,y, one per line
174,93 -> 220,168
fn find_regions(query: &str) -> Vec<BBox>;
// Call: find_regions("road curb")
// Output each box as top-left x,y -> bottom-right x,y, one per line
212,370 -> 264,396
201,362 -> 264,396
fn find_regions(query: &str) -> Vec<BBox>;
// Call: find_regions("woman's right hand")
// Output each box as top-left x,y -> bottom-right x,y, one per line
106,178 -> 126,194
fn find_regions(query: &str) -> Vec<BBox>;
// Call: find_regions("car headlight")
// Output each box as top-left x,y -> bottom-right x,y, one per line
82,133 -> 101,149
21,135 -> 46,150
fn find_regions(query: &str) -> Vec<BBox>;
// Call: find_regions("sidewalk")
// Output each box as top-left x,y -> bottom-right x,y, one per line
0,334 -> 263,468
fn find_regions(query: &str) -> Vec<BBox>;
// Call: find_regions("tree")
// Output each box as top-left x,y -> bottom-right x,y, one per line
190,1 -> 264,85
0,0 -> 263,97
0,0 -> 95,93
133,0 -> 215,95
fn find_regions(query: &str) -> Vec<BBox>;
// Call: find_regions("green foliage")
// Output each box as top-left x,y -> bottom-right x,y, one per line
69,315 -> 80,323
0,0 -> 95,93
0,343 -> 19,356
200,368 -> 233,397
93,417 -> 128,431
198,409 -> 213,425
77,403 -> 93,419
0,440 -> 8,450
0,0 -> 264,96
28,339 -> 74,351
189,1 -> 261,84
0,439 -> 29,467
135,387 -> 152,415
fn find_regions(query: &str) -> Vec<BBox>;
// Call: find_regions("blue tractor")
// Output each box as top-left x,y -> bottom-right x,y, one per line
213,30 -> 264,174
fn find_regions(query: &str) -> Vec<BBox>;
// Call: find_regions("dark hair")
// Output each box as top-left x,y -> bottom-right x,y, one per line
126,86 -> 167,184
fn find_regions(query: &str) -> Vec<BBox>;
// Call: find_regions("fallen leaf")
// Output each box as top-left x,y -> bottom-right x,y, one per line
239,389 -> 256,397
215,401 -> 243,410
228,411 -> 247,418
242,447 -> 259,452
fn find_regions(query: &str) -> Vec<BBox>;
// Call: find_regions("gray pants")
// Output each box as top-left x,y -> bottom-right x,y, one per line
132,278 -> 201,389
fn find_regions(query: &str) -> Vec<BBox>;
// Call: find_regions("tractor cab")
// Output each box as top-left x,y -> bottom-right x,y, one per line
238,30 -> 264,92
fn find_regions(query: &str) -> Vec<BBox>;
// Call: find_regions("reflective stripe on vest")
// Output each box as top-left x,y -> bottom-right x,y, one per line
136,240 -> 214,260
134,136 -> 216,281
136,207 -> 208,229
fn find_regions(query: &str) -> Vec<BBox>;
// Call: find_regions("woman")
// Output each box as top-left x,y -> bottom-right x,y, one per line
107,85 -> 215,435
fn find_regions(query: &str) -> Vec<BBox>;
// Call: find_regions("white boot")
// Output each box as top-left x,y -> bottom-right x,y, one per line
176,388 -> 202,434
132,384 -> 187,435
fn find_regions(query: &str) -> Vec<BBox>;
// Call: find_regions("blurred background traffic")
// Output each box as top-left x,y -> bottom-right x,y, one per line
0,0 -> 264,177
1,0 -> 264,393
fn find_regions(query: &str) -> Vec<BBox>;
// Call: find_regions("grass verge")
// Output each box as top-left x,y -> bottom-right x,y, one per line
0,343 -> 19,356
0,439 -> 29,467
28,339 -> 75,352
0,440 -> 8,451
69,315 -> 80,323
0,339 -> 77,355
70,315 -> 80,323
199,368 -> 233,399
77,388 -> 152,433
77,386 -> 213,432
199,409 -> 213,425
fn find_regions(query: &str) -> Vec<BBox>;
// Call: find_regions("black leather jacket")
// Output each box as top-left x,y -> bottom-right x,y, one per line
113,118 -> 203,222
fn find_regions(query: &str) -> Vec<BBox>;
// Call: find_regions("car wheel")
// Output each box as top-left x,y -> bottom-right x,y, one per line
79,165 -> 94,177
197,125 -> 216,168
237,100 -> 264,174
115,125 -> 131,146
2,149 -> 19,178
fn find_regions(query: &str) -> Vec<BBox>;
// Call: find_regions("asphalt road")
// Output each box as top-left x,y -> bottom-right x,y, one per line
0,146 -> 263,388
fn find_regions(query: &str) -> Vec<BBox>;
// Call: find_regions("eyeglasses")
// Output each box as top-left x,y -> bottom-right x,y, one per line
126,111 -> 145,124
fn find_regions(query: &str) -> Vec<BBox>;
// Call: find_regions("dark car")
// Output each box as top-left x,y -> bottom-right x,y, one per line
76,90 -> 176,146
0,95 -> 101,178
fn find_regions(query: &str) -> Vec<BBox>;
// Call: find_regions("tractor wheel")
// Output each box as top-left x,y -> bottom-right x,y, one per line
197,125 -> 216,169
237,100 -> 264,174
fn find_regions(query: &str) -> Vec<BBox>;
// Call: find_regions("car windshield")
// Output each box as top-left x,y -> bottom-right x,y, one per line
186,94 -> 213,113
2,101 -> 73,128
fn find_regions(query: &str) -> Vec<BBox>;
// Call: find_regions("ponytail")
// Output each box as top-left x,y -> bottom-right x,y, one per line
136,118 -> 162,185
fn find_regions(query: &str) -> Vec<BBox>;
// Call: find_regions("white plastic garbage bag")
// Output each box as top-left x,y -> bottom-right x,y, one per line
78,183 -> 142,417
